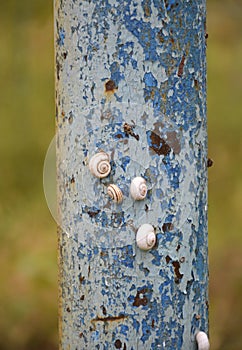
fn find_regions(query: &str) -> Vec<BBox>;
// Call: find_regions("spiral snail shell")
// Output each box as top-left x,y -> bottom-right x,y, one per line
136,224 -> 156,251
107,184 -> 123,203
89,152 -> 111,178
195,331 -> 210,350
130,177 -> 147,201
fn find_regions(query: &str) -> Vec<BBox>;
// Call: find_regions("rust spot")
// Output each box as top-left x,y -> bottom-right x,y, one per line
143,2 -> 151,17
68,115 -> 73,124
133,288 -> 149,307
194,79 -> 199,90
100,250 -> 108,258
157,29 -> 164,43
80,295 -> 85,301
70,176 -> 75,184
149,131 -> 171,156
56,56 -> 61,80
91,314 -> 128,323
176,244 -> 181,252
172,261 -> 183,284
114,339 -> 122,349
66,307 -> 71,312
79,275 -> 85,284
87,208 -> 101,218
63,51 -> 68,59
166,255 -> 172,264
115,133 -> 124,139
105,79 -> 117,92
178,55 -> 185,77
195,314 -> 201,320
151,319 -> 155,328
207,158 -> 214,168
101,305 -> 107,316
79,332 -> 84,338
205,33 -> 208,39
162,222 -> 174,232
165,0 -> 178,10
166,131 -> 181,154
123,122 -> 139,141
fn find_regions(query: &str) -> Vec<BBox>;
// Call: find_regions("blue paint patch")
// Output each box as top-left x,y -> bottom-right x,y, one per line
119,245 -> 134,268
119,324 -> 129,336
144,72 -> 158,87
58,27 -> 65,46
123,6 -> 159,62
132,318 -> 140,332
120,156 -> 130,172
166,0 -> 177,11
150,249 -> 162,266
91,330 -> 100,341
87,249 -> 92,262
110,61 -> 124,86
161,292 -> 172,309
163,157 -> 181,190
77,244 -> 85,259
141,318 -> 152,343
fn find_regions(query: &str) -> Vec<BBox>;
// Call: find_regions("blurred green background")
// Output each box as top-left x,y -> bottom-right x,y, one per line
0,1 -> 241,349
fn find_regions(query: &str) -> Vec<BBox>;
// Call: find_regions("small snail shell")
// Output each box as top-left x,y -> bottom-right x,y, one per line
130,177 -> 147,201
107,184 -> 123,203
136,224 -> 156,251
89,152 -> 111,178
196,331 -> 210,350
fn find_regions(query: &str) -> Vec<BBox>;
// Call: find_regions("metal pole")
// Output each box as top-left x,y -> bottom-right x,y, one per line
55,1 -> 208,349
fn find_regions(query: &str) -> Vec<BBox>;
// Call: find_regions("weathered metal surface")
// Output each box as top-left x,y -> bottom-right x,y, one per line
55,0 -> 208,349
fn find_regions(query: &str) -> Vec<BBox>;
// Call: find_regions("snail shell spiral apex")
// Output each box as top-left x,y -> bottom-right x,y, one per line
130,177 -> 147,201
136,224 -> 156,251
89,152 -> 111,178
196,331 -> 210,350
107,184 -> 123,203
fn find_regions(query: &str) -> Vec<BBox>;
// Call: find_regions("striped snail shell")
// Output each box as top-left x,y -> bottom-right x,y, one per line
195,331 -> 210,350
89,152 -> 111,178
130,177 -> 147,200
107,184 -> 123,203
136,224 -> 156,251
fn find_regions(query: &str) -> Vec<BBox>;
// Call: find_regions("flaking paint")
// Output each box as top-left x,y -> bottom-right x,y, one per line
55,0 -> 208,349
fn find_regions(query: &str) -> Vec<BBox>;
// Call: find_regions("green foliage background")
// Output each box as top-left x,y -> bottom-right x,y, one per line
0,1 -> 241,349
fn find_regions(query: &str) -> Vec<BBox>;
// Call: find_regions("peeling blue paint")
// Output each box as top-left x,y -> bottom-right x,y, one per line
56,0 -> 208,348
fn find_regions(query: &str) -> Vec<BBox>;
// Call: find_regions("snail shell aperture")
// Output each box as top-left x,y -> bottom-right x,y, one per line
130,177 -> 147,200
195,331 -> 210,350
136,224 -> 156,251
107,184 -> 123,203
89,152 -> 111,178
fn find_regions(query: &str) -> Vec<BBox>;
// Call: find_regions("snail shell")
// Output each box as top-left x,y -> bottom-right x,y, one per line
136,224 -> 156,251
196,331 -> 210,350
107,184 -> 123,203
89,152 -> 111,178
130,177 -> 147,201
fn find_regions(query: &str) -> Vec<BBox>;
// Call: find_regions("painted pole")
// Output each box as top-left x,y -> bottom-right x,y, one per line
55,1 -> 208,349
